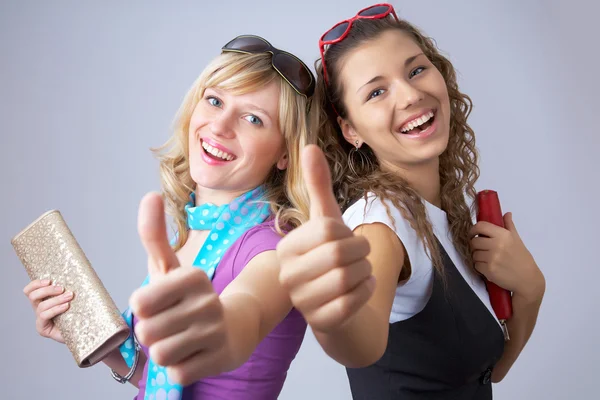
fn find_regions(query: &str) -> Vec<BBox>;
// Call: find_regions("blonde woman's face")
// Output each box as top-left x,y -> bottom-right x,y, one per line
338,30 -> 451,170
188,80 -> 288,193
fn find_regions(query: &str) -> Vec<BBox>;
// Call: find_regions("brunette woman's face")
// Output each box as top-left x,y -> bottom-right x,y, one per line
337,30 -> 451,171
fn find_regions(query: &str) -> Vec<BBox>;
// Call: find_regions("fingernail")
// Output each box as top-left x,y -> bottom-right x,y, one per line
41,279 -> 51,285
55,286 -> 64,292
61,303 -> 70,309
63,291 -> 73,299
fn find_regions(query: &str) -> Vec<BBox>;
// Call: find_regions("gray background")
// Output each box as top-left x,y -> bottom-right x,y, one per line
1,1 -> 597,399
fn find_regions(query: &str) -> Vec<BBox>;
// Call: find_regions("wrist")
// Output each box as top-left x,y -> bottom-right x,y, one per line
312,303 -> 368,336
109,338 -> 141,384
513,267 -> 545,305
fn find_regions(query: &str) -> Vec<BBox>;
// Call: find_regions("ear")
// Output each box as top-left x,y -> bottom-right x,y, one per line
276,152 -> 289,170
338,116 -> 363,148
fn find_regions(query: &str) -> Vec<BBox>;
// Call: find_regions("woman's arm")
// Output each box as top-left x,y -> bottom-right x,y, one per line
102,348 -> 147,388
277,146 -> 401,368
218,249 -> 295,370
470,213 -> 546,383
130,193 -> 298,386
492,274 -> 545,382
131,245 -> 295,386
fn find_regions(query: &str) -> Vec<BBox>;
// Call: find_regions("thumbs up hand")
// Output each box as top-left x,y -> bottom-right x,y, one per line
137,192 -> 181,279
277,145 -> 375,333
129,193 -> 229,386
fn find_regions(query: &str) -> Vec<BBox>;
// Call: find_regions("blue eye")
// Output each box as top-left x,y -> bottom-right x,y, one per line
207,96 -> 222,107
368,89 -> 386,100
409,67 -> 426,78
244,115 -> 263,126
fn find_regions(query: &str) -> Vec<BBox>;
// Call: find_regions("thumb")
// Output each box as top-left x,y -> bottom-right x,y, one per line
302,145 -> 342,220
503,212 -> 518,234
138,192 -> 180,279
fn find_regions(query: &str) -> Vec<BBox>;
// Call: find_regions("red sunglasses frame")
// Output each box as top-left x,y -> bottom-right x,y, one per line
318,3 -> 399,85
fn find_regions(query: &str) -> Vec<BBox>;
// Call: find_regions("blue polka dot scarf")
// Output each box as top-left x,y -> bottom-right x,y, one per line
119,186 -> 270,399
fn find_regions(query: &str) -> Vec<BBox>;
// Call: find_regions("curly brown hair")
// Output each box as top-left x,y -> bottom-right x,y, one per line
313,16 -> 479,278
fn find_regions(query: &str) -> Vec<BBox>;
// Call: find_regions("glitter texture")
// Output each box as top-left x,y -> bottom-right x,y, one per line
11,210 -> 130,367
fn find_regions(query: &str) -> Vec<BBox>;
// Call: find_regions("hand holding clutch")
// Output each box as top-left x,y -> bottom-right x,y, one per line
12,210 -> 130,367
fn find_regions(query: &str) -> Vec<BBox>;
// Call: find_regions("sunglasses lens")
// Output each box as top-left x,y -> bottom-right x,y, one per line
323,21 -> 350,42
274,53 -> 314,96
358,5 -> 390,16
223,36 -> 270,52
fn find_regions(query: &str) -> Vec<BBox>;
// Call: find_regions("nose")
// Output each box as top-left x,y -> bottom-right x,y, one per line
210,112 -> 236,139
395,80 -> 424,110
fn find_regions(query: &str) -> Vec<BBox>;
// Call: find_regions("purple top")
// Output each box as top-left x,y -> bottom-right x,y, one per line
132,222 -> 306,399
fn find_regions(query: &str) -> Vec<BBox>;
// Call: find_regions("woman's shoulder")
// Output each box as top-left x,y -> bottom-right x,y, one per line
342,193 -> 414,237
239,220 -> 283,245
226,220 -> 283,275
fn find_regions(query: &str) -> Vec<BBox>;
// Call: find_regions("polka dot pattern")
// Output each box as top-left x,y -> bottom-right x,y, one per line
156,388 -> 167,400
168,389 -> 181,400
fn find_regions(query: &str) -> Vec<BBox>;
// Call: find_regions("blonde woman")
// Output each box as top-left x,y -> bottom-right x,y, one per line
23,34 -> 316,400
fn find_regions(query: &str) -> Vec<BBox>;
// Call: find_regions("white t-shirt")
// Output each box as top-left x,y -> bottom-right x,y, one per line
343,193 -> 500,325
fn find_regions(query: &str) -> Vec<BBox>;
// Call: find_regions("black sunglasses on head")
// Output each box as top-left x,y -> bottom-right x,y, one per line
222,35 -> 315,98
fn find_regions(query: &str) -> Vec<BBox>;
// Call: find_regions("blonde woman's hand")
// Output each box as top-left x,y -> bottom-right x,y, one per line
23,279 -> 73,343
130,193 -> 230,386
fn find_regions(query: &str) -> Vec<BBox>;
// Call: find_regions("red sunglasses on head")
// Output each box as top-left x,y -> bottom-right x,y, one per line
319,3 -> 399,85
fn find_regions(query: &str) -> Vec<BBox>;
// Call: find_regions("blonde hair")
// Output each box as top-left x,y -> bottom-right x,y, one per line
314,17 -> 479,279
154,52 -> 314,251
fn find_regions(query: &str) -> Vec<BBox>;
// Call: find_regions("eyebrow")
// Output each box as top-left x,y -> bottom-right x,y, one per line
356,52 -> 425,94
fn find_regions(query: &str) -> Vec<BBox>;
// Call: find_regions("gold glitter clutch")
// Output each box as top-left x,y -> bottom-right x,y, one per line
11,210 -> 130,368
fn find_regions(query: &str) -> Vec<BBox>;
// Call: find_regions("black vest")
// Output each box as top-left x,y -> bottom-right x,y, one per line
346,241 -> 505,399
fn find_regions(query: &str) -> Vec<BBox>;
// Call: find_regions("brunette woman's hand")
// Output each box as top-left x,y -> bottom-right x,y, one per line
470,213 -> 545,301
277,145 -> 375,333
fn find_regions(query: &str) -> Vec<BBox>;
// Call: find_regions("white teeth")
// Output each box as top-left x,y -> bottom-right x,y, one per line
201,140 -> 234,161
401,111 -> 435,133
